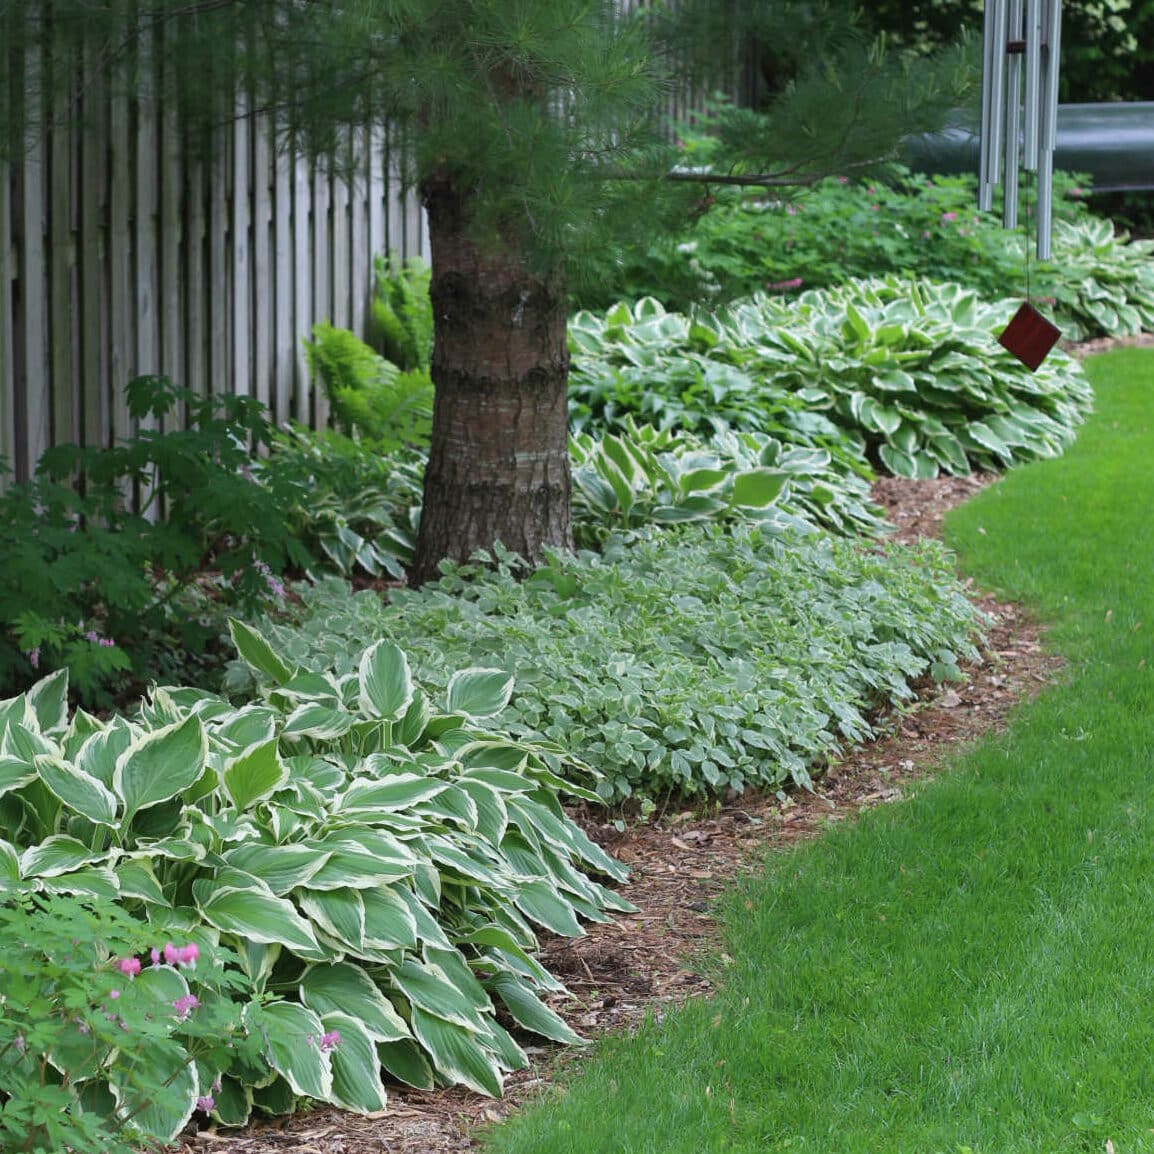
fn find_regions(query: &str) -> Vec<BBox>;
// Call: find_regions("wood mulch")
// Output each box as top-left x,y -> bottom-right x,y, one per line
178,473 -> 1063,1154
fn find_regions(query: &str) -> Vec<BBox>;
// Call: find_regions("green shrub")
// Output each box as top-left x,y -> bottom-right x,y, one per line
370,255 -> 434,374
304,323 -> 433,452
0,641 -> 627,1114
0,377 -> 306,706
233,526 -> 982,803
570,283 -> 1092,480
0,894 -> 267,1151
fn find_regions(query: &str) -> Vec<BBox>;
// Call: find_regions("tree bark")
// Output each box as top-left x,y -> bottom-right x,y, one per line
410,177 -> 573,587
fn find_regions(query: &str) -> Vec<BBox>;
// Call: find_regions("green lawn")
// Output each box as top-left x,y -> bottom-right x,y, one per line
483,347 -> 1154,1154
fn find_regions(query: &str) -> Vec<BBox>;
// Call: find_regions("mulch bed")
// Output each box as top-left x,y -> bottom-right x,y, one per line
178,473 -> 1063,1154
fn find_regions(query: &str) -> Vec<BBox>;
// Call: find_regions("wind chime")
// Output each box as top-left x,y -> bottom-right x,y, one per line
978,0 -> 1063,370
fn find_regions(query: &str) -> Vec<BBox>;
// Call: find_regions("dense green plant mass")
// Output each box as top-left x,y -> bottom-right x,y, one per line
0,377 -> 307,706
571,283 -> 1092,480
304,323 -> 434,452
570,419 -> 886,545
576,168 -> 1154,343
233,526 -> 981,803
0,641 -> 627,1117
0,895 -> 266,1152
369,256 -> 434,374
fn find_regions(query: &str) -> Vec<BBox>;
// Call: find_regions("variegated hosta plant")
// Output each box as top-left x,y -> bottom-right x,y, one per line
0,623 -> 631,1127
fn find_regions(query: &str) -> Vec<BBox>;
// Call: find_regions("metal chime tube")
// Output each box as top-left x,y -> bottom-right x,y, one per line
1023,0 -> 1043,169
1036,0 -> 1063,258
979,0 -> 998,210
1003,0 -> 1024,228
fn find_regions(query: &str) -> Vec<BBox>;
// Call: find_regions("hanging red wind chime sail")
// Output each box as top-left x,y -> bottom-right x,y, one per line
979,0 -> 1063,371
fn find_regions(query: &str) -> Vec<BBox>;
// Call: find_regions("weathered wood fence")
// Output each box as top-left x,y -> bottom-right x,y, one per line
0,67 -> 429,485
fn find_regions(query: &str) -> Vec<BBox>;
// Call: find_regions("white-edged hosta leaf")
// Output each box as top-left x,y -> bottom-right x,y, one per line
114,715 -> 207,823
376,1038 -> 435,1090
229,619 -> 295,685
27,669 -> 69,736
249,1002 -> 333,1101
282,703 -> 358,741
214,706 -> 278,751
445,669 -> 515,720
116,858 -> 168,905
321,1012 -> 388,1113
488,973 -> 583,1044
225,843 -> 332,895
392,959 -> 485,1029
357,641 -> 413,721
0,838 -> 21,885
208,1076 -> 252,1127
0,755 -> 36,799
337,774 -> 450,815
3,721 -> 58,762
42,865 -> 120,899
75,722 -> 135,789
222,739 -> 290,811
198,885 -> 326,959
298,888 -> 367,952
409,1008 -> 502,1097
35,756 -> 118,826
109,1038 -> 198,1143
729,468 -> 787,509
300,962 -> 411,1043
514,880 -> 585,937
360,886 -> 419,950
20,835 -> 108,879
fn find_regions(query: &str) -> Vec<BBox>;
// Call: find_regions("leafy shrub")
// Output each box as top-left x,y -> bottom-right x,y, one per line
0,377 -> 306,706
234,526 -> 982,803
0,894 -> 266,1151
258,427 -> 423,581
0,642 -> 628,1114
304,322 -> 434,452
570,285 -> 1092,480
370,255 -> 434,373
570,418 -> 886,545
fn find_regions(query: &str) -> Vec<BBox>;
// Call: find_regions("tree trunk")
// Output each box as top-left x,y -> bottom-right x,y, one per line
410,177 -> 573,587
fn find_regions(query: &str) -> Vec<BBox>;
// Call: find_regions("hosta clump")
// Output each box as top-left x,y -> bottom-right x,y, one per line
570,417 -> 887,545
0,641 -> 629,1123
727,277 -> 1093,477
237,526 -> 982,802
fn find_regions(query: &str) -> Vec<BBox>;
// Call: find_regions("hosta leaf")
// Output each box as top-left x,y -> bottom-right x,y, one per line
878,443 -> 919,479
110,1038 -> 198,1144
392,958 -> 485,1029
230,619 -> 295,685
116,858 -> 168,905
198,885 -> 326,959
872,369 -> 917,394
20,836 -> 107,879
75,722 -> 135,789
300,962 -> 411,1043
250,1002 -> 333,1101
338,773 -> 450,814
209,1076 -> 252,1127
298,888 -> 368,952
409,1008 -> 502,1097
445,669 -> 515,720
729,468 -> 787,509
222,739 -> 290,810
43,865 -> 119,899
360,886 -> 420,950
0,755 -> 36,799
225,843 -> 332,895
322,1012 -> 389,1114
0,838 -> 21,885
27,669 -> 69,736
114,715 -> 207,823
515,879 -> 585,937
358,641 -> 414,721
377,1038 -> 435,1090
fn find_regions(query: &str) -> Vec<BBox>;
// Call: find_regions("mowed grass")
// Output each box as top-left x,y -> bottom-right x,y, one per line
484,348 -> 1154,1154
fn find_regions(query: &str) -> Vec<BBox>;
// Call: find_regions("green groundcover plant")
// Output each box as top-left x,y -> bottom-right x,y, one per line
231,526 -> 982,803
570,282 -> 1092,480
0,640 -> 630,1125
575,166 -> 1154,342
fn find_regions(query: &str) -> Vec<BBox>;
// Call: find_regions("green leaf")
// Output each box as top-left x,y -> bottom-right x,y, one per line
322,1012 -> 389,1114
301,962 -> 412,1043
358,640 -> 414,721
0,755 -> 37,799
114,715 -> 207,823
198,885 -> 326,959
20,835 -> 106,879
116,858 -> 169,905
75,722 -> 135,789
376,1039 -> 435,1090
223,738 -> 290,810
392,958 -> 485,1029
409,1008 -> 502,1097
445,669 -> 515,720
34,756 -> 118,826
730,468 -> 787,509
224,843 -> 332,894
27,669 -> 69,735
515,880 -> 585,937
338,773 -> 450,814
298,888 -> 368,952
229,619 -> 295,685
250,1002 -> 333,1102
110,1038 -> 199,1144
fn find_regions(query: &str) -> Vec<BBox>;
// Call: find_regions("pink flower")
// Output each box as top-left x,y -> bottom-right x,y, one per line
150,948 -> 161,966
837,176 -> 849,184
941,212 -> 958,224
84,630 -> 100,643
109,989 -> 120,1001
786,204 -> 797,216
318,1030 -> 341,1053
870,203 -> 879,211
922,231 -> 931,239
27,647 -> 40,670
172,994 -> 200,1020
117,957 -> 141,979
163,942 -> 180,965
178,943 -> 199,969
1071,187 -> 1083,198
768,277 -> 804,292
99,637 -> 116,648
196,1095 -> 216,1113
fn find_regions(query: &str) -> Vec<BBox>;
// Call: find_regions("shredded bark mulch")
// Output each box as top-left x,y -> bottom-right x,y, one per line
178,473 -> 1063,1154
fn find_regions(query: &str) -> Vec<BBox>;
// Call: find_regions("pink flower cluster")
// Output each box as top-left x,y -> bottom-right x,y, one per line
172,994 -> 200,1021
116,941 -> 200,981
84,630 -> 116,647
768,277 -> 804,292
307,1029 -> 341,1053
